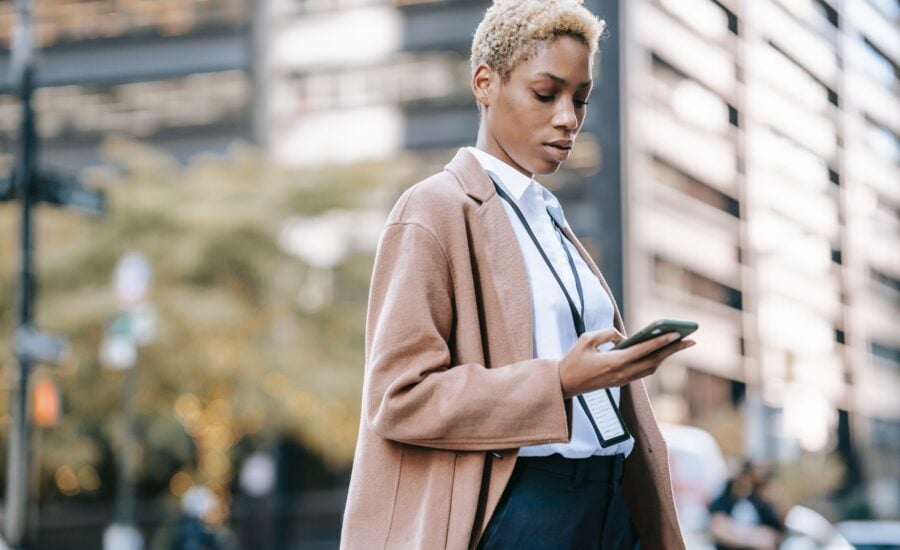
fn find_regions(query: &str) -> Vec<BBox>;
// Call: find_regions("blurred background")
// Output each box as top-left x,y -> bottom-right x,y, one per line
0,0 -> 897,548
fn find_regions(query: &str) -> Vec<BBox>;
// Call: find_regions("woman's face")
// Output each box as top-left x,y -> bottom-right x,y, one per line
473,34 -> 593,176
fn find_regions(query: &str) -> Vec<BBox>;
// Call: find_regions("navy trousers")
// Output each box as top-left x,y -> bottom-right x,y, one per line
477,454 -> 640,550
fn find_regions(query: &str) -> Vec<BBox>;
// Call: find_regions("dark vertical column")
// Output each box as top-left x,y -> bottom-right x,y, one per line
248,0 -> 270,148
6,1 -> 38,546
837,409 -> 862,492
114,362 -> 139,526
585,0 -> 626,311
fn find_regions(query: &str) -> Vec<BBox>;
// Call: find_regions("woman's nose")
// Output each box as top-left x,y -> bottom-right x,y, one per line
553,100 -> 578,130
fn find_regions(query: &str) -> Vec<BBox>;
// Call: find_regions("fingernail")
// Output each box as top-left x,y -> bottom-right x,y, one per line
668,333 -> 680,342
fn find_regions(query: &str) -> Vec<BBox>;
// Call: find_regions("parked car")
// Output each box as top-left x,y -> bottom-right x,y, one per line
781,505 -> 853,549
835,520 -> 900,549
780,504 -> 900,549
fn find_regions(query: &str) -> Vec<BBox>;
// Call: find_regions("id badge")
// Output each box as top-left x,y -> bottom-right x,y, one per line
577,389 -> 631,447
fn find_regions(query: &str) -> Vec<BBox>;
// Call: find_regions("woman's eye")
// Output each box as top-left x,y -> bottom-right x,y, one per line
534,91 -> 589,107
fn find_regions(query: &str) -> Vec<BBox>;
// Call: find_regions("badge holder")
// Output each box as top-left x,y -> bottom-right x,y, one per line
577,389 -> 631,447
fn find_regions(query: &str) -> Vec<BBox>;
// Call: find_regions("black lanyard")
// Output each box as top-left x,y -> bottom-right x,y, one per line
488,172 -> 586,336
487,170 -> 632,448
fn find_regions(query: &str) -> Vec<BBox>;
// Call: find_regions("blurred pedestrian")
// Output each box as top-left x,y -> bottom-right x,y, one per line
341,0 -> 693,548
708,461 -> 785,550
151,485 -> 239,550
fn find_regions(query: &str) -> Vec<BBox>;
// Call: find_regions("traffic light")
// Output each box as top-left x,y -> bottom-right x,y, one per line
33,377 -> 60,428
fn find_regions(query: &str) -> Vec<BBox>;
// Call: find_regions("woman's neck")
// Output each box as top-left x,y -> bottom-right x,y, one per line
474,126 -> 533,179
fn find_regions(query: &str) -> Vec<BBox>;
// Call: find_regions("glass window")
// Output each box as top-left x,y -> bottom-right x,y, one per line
861,37 -> 899,87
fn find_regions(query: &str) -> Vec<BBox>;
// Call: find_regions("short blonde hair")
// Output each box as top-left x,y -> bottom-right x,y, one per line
470,0 -> 607,83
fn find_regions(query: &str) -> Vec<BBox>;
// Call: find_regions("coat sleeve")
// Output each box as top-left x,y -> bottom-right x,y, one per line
363,221 -> 573,451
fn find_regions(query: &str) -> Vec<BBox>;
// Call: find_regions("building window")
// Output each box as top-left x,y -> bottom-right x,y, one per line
294,0 -> 392,15
654,256 -> 743,309
0,0 -> 247,48
868,0 -> 900,21
870,341 -> 900,366
292,56 -> 464,111
872,417 -> 900,452
0,71 -> 250,140
652,156 -> 741,217
864,117 -> 900,164
861,37 -> 899,87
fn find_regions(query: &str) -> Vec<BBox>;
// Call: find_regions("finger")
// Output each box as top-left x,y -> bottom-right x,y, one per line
618,358 -> 664,384
650,338 -> 695,360
615,358 -> 663,385
582,328 -> 625,348
613,338 -> 693,385
630,339 -> 694,371
618,331 -> 683,362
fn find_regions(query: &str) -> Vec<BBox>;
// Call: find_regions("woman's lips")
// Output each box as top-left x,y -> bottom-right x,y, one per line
544,143 -> 571,161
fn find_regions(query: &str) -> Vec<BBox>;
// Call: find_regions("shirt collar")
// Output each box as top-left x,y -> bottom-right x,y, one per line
465,146 -> 568,229
466,146 -> 534,201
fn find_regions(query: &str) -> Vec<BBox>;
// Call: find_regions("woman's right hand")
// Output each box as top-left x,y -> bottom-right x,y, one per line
558,328 -> 695,398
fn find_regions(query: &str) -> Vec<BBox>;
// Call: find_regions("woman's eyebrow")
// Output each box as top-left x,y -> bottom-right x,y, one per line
536,71 -> 592,88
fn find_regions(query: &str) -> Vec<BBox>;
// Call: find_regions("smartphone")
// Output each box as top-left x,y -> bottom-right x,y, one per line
612,319 -> 698,350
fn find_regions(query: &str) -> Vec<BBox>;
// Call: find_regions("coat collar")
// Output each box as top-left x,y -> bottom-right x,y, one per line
444,147 -> 496,203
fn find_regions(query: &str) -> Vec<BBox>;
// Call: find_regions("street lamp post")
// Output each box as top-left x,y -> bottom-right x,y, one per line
5,1 -> 40,547
2,2 -> 106,548
101,252 -> 155,550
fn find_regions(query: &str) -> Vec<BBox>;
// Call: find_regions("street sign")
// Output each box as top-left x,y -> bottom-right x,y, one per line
13,326 -> 67,364
38,173 -> 106,215
100,335 -> 136,371
98,305 -> 157,370
0,176 -> 12,201
100,314 -> 137,371
114,252 -> 152,307
129,303 -> 158,346
0,172 -> 106,213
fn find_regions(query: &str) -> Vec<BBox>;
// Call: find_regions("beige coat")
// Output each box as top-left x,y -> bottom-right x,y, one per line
341,148 -> 685,549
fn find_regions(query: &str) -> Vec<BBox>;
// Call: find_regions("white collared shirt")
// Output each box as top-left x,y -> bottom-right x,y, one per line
466,146 -> 634,458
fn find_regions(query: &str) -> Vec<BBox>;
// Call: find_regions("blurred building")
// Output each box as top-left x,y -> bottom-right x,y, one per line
618,0 -> 899,519
2,0 -> 897,520
0,0 -> 253,172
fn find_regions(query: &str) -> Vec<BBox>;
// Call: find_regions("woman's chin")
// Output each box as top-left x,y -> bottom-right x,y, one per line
534,158 -> 564,175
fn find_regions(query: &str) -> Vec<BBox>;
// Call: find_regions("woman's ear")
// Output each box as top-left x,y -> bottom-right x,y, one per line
471,63 -> 494,110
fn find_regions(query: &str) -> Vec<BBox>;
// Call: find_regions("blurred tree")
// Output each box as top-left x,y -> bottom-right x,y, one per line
0,136 -> 422,504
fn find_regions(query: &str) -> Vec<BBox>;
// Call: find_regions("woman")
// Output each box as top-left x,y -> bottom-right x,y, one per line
341,1 -> 693,548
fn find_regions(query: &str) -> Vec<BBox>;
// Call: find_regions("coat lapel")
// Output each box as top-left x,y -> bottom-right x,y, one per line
445,148 -> 534,364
